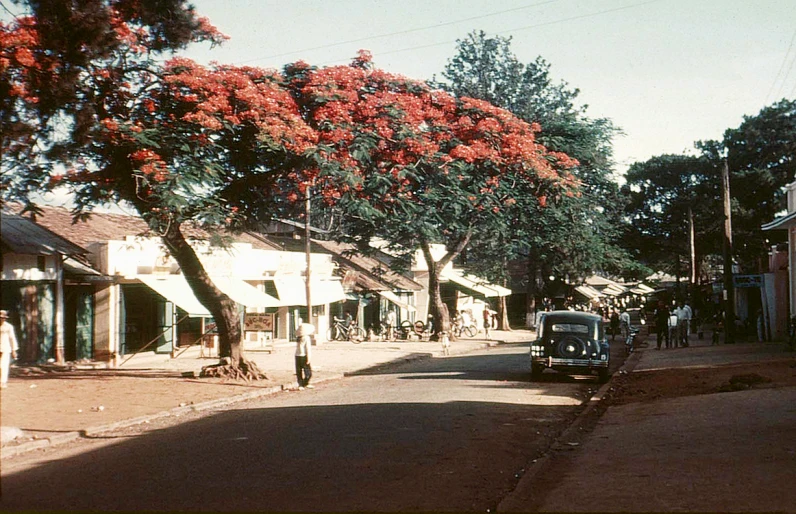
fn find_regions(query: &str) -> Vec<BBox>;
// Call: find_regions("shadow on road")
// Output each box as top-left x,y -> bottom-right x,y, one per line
1,397 -> 588,512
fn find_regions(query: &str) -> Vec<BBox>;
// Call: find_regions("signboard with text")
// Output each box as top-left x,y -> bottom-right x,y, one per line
244,313 -> 274,332
733,274 -> 763,288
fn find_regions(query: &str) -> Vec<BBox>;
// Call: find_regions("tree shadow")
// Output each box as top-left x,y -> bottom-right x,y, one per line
0,398 -> 586,512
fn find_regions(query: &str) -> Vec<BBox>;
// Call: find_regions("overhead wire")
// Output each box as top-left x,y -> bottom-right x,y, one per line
765,26 -> 796,104
234,0 -> 559,65
312,0 -> 664,67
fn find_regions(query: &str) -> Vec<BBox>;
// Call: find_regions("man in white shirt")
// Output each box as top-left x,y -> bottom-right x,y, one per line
295,323 -> 314,390
619,310 -> 631,340
1,310 -> 19,388
674,302 -> 689,347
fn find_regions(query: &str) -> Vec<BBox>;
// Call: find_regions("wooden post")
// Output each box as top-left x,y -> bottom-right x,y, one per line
305,186 -> 313,335
721,158 -> 735,343
688,205 -> 696,285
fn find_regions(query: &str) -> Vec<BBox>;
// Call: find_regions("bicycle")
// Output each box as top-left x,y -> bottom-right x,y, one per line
452,319 -> 476,338
376,321 -> 400,341
326,318 -> 366,343
625,326 -> 641,355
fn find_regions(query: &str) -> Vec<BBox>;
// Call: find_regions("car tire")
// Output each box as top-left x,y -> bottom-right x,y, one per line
598,367 -> 610,383
555,336 -> 587,359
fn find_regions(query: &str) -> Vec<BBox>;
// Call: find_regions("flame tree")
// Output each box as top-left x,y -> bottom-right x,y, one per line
283,53 -> 578,336
2,1 -> 576,373
1,1 -> 314,377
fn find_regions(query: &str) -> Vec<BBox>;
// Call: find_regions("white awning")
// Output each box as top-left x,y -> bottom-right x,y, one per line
211,277 -> 282,308
762,210 -> 796,231
602,284 -> 626,296
138,275 -> 211,317
274,277 -> 346,306
575,285 -> 603,300
443,271 -> 512,297
380,290 -> 417,312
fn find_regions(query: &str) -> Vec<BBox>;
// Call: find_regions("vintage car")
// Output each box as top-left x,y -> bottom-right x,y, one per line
530,310 -> 610,383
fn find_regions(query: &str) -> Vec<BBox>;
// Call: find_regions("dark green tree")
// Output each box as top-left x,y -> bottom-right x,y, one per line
433,31 -> 639,322
719,99 -> 795,269
622,154 -> 721,283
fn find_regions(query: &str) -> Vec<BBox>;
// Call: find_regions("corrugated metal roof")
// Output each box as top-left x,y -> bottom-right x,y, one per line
5,204 -> 277,251
1,213 -> 87,256
762,210 -> 796,231
312,239 -> 424,292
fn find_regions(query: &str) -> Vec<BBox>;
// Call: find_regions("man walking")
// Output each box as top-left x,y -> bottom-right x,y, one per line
654,302 -> 670,350
1,310 -> 19,388
675,302 -> 689,347
295,323 -> 314,390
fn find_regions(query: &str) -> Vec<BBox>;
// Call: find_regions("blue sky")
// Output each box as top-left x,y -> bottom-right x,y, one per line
182,0 -> 796,176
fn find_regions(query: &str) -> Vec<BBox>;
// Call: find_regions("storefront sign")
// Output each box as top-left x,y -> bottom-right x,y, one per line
733,274 -> 763,288
244,313 -> 274,331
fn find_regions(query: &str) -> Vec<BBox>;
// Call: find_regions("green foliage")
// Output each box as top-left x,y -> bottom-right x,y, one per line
433,30 -> 632,285
622,154 -> 720,278
721,99 -> 795,268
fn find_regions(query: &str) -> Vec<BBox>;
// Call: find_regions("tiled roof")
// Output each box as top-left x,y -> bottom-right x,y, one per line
7,204 -> 277,250
0,213 -> 87,256
312,239 -> 423,291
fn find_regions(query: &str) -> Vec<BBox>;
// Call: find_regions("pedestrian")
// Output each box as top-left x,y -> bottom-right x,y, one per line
482,307 -> 491,340
460,309 -> 472,331
668,309 -> 680,348
712,312 -> 723,345
386,309 -> 397,341
654,302 -> 670,350
295,323 -> 314,390
619,309 -> 631,341
0,310 -> 19,389
675,301 -> 689,347
610,310 -> 620,341
683,301 -> 693,339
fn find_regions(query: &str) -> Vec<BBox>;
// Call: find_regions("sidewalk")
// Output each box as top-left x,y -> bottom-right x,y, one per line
499,331 -> 796,512
1,329 -> 532,458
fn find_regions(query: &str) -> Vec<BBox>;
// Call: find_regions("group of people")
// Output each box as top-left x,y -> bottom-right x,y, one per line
654,301 -> 693,350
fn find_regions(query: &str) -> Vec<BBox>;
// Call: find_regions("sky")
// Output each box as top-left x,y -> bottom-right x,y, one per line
180,0 -> 796,176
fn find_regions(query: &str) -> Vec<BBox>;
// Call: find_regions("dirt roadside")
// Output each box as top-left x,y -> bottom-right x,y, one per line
510,354 -> 796,512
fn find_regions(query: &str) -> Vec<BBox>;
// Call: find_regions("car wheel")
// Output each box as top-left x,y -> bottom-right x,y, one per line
555,336 -> 587,359
531,363 -> 544,380
598,368 -> 610,383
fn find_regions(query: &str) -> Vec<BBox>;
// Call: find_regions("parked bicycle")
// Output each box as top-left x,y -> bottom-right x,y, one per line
376,321 -> 401,341
625,326 -> 641,355
327,317 -> 366,343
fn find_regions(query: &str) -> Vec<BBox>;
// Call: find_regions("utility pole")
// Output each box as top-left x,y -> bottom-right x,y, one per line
721,158 -> 735,343
305,186 -> 313,333
688,205 -> 696,286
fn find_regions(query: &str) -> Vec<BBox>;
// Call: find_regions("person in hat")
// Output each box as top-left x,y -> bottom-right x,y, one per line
0,310 -> 19,388
295,323 -> 314,390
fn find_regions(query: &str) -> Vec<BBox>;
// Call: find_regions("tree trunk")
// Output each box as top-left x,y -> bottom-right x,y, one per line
160,223 -> 241,358
159,222 -> 265,379
419,234 -> 471,339
496,295 -> 511,331
526,257 -> 539,328
421,243 -> 450,339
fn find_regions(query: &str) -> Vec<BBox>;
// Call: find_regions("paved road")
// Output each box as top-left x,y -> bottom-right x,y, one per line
0,344 -> 604,512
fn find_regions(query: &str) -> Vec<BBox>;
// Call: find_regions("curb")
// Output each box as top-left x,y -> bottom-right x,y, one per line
1,373 -> 340,460
2,338 -> 515,459
497,348 -> 644,512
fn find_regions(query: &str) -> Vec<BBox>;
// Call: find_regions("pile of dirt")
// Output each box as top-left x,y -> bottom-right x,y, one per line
607,358 -> 796,405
